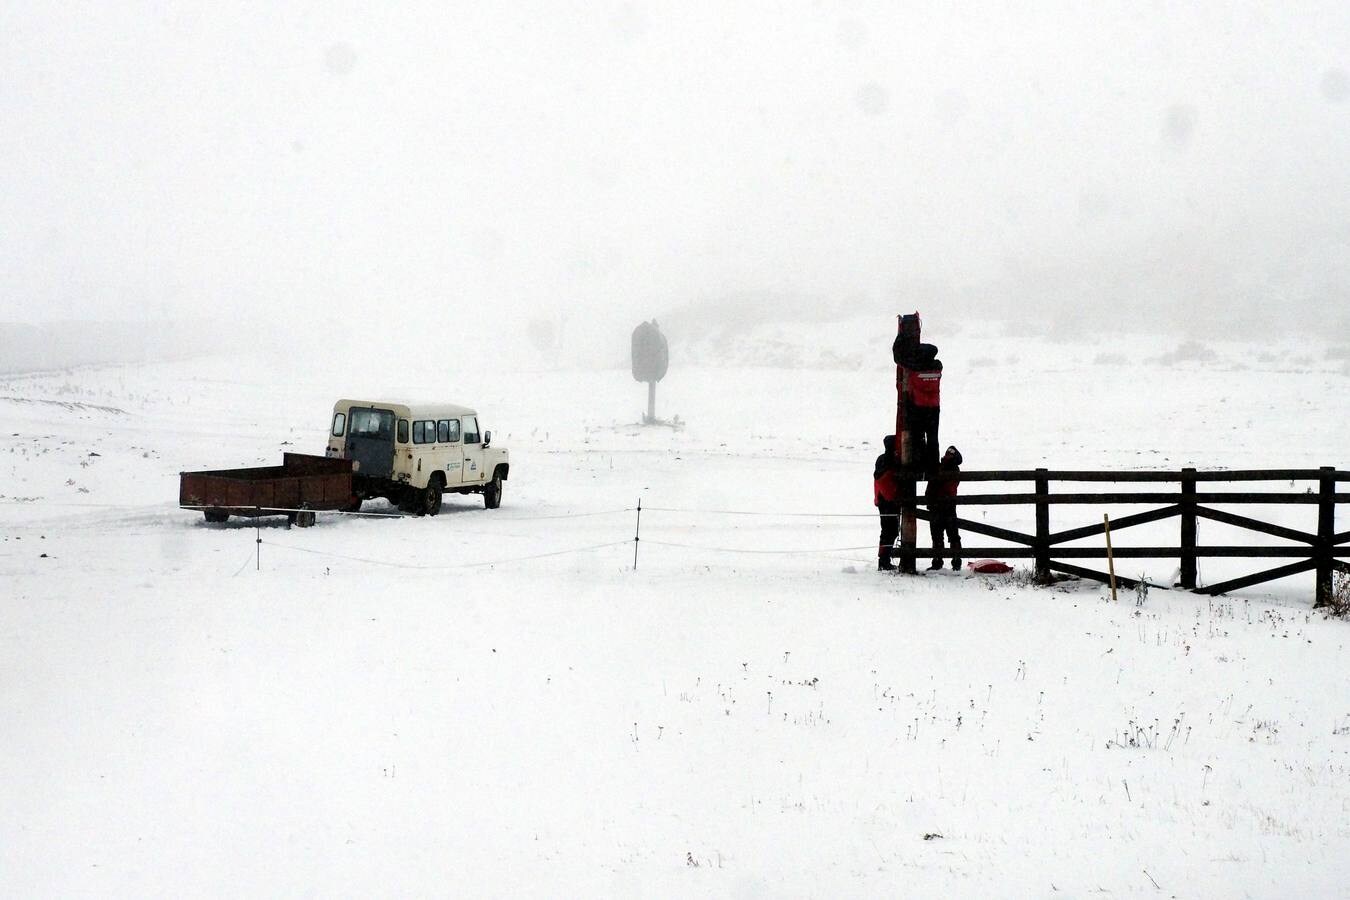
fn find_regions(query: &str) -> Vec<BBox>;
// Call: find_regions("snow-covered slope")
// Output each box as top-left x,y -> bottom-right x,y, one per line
1,327 -> 1347,897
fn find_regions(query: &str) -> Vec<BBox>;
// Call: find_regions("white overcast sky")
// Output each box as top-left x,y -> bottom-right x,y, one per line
1,2 -> 1347,333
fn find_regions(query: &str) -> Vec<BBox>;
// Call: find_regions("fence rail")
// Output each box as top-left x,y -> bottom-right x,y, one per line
895,466 -> 1349,605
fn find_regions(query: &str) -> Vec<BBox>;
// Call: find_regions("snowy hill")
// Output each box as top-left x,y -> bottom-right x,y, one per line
1,328 -> 1347,897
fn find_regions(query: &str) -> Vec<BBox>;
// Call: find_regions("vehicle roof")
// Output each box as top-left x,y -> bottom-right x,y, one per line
335,399 -> 479,418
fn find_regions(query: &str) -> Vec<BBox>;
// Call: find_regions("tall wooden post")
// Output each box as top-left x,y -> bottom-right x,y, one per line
1034,468 -> 1050,584
1179,468 -> 1197,589
646,381 -> 656,423
1315,466 -> 1335,608
896,315 -> 918,574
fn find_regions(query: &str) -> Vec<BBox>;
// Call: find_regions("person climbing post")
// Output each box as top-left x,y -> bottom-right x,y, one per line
874,434 -> 900,570
907,343 -> 943,473
926,445 -> 963,570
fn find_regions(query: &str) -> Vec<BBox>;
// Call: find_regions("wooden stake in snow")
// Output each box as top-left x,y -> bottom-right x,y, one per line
1104,513 -> 1118,602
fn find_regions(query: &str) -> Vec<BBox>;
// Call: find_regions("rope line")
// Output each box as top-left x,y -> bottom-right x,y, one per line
642,539 -> 874,556
230,548 -> 256,577
258,538 -> 632,570
489,508 -> 635,521
641,506 -> 879,518
2,499 -> 929,520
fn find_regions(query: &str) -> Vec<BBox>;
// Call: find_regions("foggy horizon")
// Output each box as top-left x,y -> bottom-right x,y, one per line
3,2 -> 1348,342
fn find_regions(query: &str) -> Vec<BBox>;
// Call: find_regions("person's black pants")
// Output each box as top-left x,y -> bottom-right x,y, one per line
878,501 -> 899,559
908,407 -> 940,472
929,507 -> 961,565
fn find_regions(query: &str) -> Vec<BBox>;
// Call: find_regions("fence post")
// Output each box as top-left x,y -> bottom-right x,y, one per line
1180,468 -> 1197,589
898,468 -> 918,575
1034,468 -> 1050,584
1315,466 -> 1334,608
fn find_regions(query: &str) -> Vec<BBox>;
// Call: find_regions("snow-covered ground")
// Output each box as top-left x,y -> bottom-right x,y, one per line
2,323 -> 1348,897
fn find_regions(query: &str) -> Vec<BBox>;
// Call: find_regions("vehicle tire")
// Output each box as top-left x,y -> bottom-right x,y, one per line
421,478 -> 444,517
203,510 -> 229,524
483,471 -> 503,509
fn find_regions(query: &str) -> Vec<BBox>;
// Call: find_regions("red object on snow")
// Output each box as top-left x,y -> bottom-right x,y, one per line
968,559 -> 1014,574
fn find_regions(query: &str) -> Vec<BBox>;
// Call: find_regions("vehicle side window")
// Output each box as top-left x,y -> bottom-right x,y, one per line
414,420 -> 437,444
463,416 -> 480,445
438,419 -> 460,442
331,412 -> 346,437
397,419 -> 409,443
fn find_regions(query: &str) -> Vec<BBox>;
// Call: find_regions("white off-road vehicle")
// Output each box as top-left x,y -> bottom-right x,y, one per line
325,399 -> 509,515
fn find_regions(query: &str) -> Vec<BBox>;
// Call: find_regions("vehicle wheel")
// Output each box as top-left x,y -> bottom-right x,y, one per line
483,472 -> 503,509
203,510 -> 229,524
421,478 -> 444,517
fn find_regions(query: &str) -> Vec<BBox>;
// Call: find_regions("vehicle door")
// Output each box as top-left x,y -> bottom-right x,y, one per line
346,407 -> 396,477
437,419 -> 464,482
460,415 -> 484,484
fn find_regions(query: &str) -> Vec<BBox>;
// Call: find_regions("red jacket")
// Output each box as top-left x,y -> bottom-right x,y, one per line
925,465 -> 960,502
874,450 -> 899,505
874,469 -> 898,506
909,368 -> 941,408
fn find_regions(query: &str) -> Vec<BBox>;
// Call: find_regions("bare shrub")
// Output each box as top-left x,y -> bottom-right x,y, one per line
1157,341 -> 1217,365
1094,352 -> 1128,365
1325,572 -> 1350,619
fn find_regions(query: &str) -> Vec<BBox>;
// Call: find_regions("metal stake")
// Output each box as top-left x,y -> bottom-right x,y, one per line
1104,513 -> 1117,602
633,498 -> 642,570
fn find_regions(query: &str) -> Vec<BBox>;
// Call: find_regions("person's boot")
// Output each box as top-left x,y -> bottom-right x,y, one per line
928,558 -> 943,571
951,557 -> 962,570
878,547 -> 895,571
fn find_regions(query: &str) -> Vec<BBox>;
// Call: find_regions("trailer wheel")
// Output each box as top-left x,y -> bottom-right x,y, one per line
421,478 -> 444,517
204,510 -> 229,524
483,471 -> 503,509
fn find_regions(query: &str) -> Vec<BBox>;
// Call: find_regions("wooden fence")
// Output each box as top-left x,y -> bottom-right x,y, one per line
896,467 -> 1350,606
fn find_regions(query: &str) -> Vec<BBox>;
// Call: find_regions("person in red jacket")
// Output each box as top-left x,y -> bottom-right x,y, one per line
907,343 -> 943,473
874,434 -> 900,570
926,445 -> 963,570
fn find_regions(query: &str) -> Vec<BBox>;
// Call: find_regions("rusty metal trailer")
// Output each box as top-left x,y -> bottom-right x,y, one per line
180,453 -> 355,526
